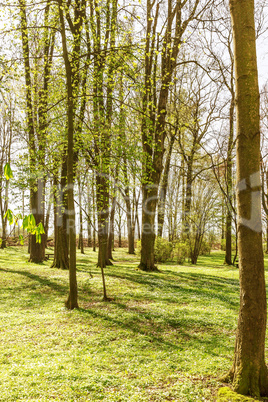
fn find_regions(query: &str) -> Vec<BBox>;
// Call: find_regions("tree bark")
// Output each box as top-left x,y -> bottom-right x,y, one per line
139,185 -> 158,271
87,183 -> 92,247
222,0 -> 268,395
158,134 -> 176,238
225,95 -> 235,265
107,189 -> 116,261
59,0 -> 79,309
78,178 -> 84,254
19,0 -> 55,263
29,180 -> 46,262
51,157 -> 69,270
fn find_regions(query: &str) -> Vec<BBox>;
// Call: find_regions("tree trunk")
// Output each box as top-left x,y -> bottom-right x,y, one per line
29,179 -> 46,263
222,0 -> 268,395
59,0 -> 79,309
138,186 -> 158,271
125,193 -> 135,254
182,151 -> 194,238
265,169 -> 268,254
225,96 -> 235,265
87,183 -> 92,247
107,191 -> 116,261
158,134 -> 176,237
96,174 -> 111,267
51,158 -> 69,270
78,178 -> 84,254
92,181 -> 96,252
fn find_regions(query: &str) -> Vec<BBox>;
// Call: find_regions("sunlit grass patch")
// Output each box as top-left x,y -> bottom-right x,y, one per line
0,247 -> 267,400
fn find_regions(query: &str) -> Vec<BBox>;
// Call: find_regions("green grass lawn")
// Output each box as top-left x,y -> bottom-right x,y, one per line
0,247 -> 268,401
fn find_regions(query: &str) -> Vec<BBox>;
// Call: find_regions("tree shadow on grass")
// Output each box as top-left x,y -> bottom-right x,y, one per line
0,267 -> 68,294
78,269 -> 239,356
79,298 -> 234,357
105,270 -> 240,309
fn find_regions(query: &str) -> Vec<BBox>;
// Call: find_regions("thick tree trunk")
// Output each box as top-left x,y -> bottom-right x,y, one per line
266,221 -> 268,254
96,174 -> 111,268
222,0 -> 268,396
139,186 -> 158,271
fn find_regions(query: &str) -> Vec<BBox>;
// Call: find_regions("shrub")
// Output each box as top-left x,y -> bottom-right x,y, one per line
174,242 -> 189,264
154,237 -> 173,263
136,237 -> 173,263
199,240 -> 212,255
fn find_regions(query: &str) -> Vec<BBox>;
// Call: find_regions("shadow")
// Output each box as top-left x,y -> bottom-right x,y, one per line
105,269 -> 240,309
0,267 -> 67,294
79,305 -> 186,351
79,296 -> 232,355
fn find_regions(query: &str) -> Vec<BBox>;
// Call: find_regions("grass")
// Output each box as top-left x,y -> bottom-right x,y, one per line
0,247 -> 268,401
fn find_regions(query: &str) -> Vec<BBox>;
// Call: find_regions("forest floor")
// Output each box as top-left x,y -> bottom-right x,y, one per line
0,247 -> 268,401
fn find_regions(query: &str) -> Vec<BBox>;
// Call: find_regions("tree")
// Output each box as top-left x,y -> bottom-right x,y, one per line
0,93 -> 15,248
203,2 -> 235,265
138,0 -> 205,271
221,0 -> 268,396
58,0 -> 86,309
19,0 -> 56,263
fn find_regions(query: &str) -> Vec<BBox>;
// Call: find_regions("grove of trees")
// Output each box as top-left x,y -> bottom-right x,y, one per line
0,0 -> 268,397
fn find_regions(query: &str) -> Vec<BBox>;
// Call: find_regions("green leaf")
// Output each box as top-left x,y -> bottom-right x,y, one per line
38,222 -> 45,235
28,214 -> 36,229
4,163 -> 13,180
19,235 -> 24,245
22,215 -> 29,230
4,209 -> 14,225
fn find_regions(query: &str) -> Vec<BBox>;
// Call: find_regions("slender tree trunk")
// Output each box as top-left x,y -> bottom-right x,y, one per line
92,180 -> 96,252
182,152 -> 194,240
44,181 -> 52,249
87,183 -> 92,247
135,197 -> 141,241
78,178 -> 84,254
51,157 -> 69,270
124,192 -> 135,254
221,201 -> 225,250
225,96 -> 235,265
222,0 -> 268,395
29,179 -> 46,262
59,0 -> 78,309
158,134 -> 176,237
107,189 -> 116,260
